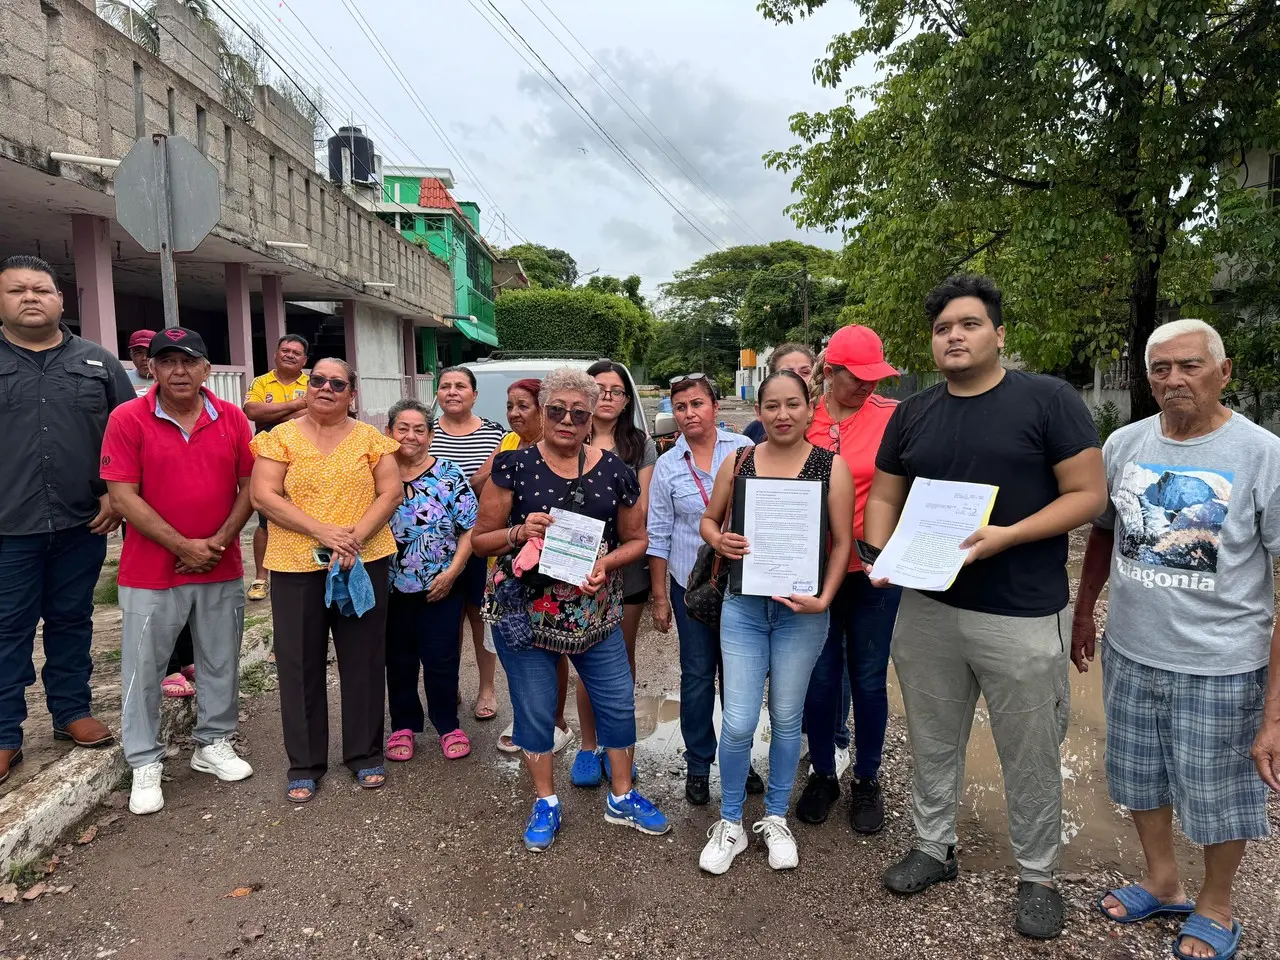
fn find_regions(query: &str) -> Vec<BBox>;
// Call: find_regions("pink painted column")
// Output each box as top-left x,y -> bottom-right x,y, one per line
225,263 -> 253,395
342,299 -> 362,418
401,317 -> 416,397
261,274 -> 286,358
71,215 -> 118,352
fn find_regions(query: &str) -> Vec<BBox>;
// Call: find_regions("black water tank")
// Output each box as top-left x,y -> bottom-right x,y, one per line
327,126 -> 376,185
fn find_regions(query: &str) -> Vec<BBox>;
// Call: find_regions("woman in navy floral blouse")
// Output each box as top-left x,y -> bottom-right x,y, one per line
382,399 -> 478,763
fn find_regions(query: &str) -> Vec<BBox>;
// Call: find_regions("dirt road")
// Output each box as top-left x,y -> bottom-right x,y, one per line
2,531 -> 1278,959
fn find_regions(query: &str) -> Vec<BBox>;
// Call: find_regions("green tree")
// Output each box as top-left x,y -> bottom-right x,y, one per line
585,274 -> 646,310
495,288 -> 651,365
501,244 -> 579,289
644,302 -> 741,386
760,0 -> 1280,419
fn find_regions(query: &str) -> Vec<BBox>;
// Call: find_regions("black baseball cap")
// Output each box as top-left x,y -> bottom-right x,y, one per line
149,327 -> 208,359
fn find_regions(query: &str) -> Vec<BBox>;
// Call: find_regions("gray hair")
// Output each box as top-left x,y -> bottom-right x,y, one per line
312,357 -> 357,386
1145,319 -> 1226,371
387,398 -> 433,430
539,366 -> 599,409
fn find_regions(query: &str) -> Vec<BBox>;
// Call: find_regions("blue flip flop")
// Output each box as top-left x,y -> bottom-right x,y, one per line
355,766 -> 386,789
1096,885 -> 1195,924
1172,915 -> 1242,960
570,749 -> 603,788
285,778 -> 317,803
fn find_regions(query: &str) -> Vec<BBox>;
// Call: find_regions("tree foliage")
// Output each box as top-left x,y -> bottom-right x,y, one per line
501,244 -> 579,289
585,274 -> 646,309
495,288 -> 651,366
760,0 -> 1280,419
644,302 -> 742,387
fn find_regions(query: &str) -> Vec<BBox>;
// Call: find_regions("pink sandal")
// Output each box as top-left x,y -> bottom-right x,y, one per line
384,729 -> 415,762
179,664 -> 195,683
440,729 -> 471,760
161,672 -> 195,698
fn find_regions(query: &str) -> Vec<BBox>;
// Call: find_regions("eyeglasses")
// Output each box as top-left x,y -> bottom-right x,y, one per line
598,387 -> 628,400
310,375 -> 351,394
545,404 -> 591,426
828,423 -> 842,455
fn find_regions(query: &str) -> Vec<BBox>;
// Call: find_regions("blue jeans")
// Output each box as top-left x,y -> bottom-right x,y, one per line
804,573 -> 901,780
386,587 -> 465,736
719,593 -> 829,822
0,525 -> 108,749
493,623 -> 636,754
670,579 -> 720,777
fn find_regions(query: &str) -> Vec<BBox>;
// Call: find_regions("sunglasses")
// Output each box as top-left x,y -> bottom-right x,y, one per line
545,404 -> 591,426
829,423 -> 841,455
670,373 -> 710,385
310,375 -> 351,393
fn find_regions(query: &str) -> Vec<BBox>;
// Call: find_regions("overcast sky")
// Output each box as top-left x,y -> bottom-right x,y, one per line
229,0 -> 873,293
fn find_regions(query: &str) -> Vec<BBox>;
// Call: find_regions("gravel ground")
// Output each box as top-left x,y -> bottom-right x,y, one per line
2,544 -> 1278,959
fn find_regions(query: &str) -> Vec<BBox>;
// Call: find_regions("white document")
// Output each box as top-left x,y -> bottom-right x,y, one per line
538,508 -> 606,587
739,478 -> 825,597
872,478 -> 998,591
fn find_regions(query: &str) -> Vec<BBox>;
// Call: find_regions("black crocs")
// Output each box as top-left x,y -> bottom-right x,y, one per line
883,849 -> 959,895
1015,881 -> 1065,940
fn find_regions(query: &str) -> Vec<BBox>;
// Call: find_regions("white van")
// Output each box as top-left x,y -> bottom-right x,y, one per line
460,355 -> 649,435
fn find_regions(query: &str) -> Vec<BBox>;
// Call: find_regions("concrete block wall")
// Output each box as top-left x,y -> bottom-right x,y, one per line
351,301 -> 408,424
253,84 -> 313,169
0,0 -> 455,322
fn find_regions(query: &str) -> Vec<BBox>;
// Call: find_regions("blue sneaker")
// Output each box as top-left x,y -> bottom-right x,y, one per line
604,790 -> 670,836
570,748 -> 603,788
601,750 -> 639,785
523,798 -> 561,852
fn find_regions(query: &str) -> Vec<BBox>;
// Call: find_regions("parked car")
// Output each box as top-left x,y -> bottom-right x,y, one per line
460,354 -> 648,435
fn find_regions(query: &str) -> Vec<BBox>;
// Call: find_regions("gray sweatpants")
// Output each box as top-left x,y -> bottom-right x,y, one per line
891,589 -> 1071,883
119,580 -> 245,769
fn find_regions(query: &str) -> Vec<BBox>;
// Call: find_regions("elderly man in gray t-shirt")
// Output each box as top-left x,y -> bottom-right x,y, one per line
1074,318 -> 1280,960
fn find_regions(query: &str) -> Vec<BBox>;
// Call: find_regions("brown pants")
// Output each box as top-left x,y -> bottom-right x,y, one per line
271,558 -> 390,781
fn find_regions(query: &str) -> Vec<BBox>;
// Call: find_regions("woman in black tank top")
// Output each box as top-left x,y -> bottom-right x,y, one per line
694,369 -> 854,877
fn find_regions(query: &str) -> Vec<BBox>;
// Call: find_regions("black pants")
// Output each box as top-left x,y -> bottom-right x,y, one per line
166,625 -> 194,675
386,587 -> 465,736
270,558 -> 390,781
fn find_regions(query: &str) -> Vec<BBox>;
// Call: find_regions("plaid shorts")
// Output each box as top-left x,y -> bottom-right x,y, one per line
1101,637 -> 1270,846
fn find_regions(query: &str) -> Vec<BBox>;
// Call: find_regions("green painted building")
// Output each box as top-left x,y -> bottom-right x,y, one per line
377,167 -> 500,375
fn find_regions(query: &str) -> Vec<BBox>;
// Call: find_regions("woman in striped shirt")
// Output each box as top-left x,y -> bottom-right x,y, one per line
430,366 -> 507,721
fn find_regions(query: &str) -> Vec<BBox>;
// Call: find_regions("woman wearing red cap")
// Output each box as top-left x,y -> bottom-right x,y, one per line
795,325 -> 904,833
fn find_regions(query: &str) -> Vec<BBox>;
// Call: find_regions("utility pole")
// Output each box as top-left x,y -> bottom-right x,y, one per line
800,254 -> 811,343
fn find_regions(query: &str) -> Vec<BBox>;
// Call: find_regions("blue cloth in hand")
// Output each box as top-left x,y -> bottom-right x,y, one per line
325,557 -> 376,618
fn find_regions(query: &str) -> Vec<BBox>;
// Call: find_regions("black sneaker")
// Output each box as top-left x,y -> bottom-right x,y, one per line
745,764 -> 765,795
685,774 -> 710,806
848,776 -> 885,834
796,773 -> 840,824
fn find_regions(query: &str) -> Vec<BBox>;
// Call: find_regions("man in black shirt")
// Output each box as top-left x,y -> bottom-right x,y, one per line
0,255 -> 134,784
865,275 -> 1106,939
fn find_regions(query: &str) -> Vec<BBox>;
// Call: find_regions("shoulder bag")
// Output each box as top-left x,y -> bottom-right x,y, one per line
683,447 -> 747,628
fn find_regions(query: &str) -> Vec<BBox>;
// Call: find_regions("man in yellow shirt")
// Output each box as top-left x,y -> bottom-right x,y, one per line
242,334 -> 310,601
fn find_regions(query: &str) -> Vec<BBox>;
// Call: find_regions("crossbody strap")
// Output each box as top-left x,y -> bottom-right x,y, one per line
709,447 -> 749,581
682,452 -> 711,507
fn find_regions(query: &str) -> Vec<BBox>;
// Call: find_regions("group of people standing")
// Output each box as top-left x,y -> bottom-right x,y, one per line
3,248 -> 1278,958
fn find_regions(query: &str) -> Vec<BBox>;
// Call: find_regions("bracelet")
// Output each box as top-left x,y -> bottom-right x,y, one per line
506,525 -> 518,548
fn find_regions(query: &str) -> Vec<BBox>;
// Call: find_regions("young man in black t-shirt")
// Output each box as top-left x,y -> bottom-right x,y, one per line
864,275 -> 1107,940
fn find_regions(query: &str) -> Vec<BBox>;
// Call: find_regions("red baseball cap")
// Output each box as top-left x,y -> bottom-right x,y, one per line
824,325 -> 898,381
128,329 -> 157,350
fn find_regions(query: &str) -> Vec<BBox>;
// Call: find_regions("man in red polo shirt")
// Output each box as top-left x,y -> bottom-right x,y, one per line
100,328 -> 256,815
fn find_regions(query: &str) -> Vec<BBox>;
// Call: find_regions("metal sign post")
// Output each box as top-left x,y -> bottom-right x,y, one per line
115,134 -> 221,328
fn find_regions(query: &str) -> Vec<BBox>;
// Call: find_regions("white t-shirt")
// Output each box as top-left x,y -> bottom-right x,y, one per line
1098,412 -> 1280,675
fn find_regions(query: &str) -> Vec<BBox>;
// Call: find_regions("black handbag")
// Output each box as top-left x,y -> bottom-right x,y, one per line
684,448 -> 747,628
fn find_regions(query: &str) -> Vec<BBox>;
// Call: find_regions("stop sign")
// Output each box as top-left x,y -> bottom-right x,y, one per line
114,135 -> 220,254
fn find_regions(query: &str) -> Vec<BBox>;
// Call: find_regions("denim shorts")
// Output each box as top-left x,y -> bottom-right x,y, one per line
492,623 -> 636,754
1102,637 -> 1270,846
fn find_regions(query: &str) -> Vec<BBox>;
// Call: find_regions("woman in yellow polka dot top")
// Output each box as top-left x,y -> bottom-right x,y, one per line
249,358 -> 401,804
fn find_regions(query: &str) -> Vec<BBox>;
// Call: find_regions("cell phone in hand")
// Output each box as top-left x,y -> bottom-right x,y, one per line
855,539 -> 882,566
312,546 -> 333,567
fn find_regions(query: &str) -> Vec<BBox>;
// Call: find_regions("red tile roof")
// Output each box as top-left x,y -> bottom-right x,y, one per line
418,178 -> 468,222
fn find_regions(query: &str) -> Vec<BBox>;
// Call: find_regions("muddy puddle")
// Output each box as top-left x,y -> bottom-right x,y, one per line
600,670 -> 1195,877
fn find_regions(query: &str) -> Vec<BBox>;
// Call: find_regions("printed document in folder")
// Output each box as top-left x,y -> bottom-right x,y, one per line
871,478 -> 998,591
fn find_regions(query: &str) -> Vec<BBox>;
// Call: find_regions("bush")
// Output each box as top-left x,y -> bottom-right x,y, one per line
495,288 -> 650,361
1093,400 -> 1124,443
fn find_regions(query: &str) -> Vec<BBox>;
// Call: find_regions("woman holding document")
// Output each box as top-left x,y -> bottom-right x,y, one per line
471,368 -> 669,852
696,369 -> 853,876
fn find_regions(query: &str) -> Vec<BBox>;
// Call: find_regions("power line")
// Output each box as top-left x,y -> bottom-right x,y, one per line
522,0 -> 767,244
467,0 -> 730,251
335,0 -> 531,247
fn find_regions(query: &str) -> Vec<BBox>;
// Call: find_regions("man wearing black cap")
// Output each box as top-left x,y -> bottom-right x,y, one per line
100,328 -> 256,814
0,254 -> 133,784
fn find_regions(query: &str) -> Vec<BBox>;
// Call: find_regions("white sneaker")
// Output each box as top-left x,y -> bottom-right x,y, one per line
698,819 -> 748,875
752,815 -> 799,870
552,723 -> 574,754
835,746 -> 851,779
129,762 -> 164,815
190,738 -> 253,782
